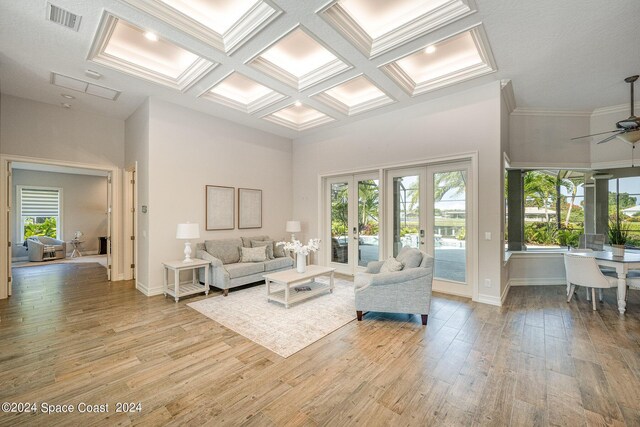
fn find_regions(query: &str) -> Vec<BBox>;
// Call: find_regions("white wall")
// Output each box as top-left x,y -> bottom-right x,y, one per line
0,95 -> 126,282
509,113 -> 591,167
292,81 -> 504,304
11,169 -> 107,259
507,253 -> 566,286
136,99 -> 293,295
0,94 -> 124,167
125,100 -> 150,291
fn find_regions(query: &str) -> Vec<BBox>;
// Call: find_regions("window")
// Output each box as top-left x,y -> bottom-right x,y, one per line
506,170 -> 585,249
17,186 -> 62,243
609,177 -> 640,248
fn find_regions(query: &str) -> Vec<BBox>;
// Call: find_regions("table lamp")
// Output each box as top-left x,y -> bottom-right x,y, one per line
286,220 -> 301,241
176,223 -> 200,262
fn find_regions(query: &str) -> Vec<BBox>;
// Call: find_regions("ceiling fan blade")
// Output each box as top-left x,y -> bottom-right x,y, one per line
596,132 -> 623,144
571,130 -> 620,140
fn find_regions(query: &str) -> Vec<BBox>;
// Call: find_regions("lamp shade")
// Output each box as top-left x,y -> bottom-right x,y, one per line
176,223 -> 200,239
286,220 -> 301,233
616,130 -> 640,144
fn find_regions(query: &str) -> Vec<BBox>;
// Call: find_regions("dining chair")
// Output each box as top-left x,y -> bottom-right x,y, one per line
564,253 -> 618,311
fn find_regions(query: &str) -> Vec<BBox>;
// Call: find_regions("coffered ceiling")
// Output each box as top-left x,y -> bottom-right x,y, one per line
0,1 -> 638,138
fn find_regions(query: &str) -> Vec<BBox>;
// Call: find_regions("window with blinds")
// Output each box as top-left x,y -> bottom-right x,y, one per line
18,186 -> 62,242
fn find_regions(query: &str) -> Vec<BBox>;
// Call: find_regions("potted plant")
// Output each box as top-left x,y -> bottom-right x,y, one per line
608,220 -> 629,257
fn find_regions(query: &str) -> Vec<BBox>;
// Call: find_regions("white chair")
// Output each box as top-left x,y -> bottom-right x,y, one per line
564,253 -> 618,311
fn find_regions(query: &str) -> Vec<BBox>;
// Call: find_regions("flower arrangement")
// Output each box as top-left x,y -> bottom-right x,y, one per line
277,238 -> 321,255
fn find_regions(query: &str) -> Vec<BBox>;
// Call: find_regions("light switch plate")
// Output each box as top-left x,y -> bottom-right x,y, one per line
485,232 -> 491,240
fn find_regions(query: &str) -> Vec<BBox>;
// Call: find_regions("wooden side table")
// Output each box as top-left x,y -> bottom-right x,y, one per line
162,259 -> 210,302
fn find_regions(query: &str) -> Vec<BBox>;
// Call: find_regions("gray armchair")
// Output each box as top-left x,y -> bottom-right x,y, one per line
354,247 -> 434,325
26,236 -> 66,261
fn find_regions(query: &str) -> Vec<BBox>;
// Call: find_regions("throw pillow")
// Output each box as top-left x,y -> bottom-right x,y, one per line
380,257 -> 404,273
241,235 -> 269,248
204,238 -> 242,264
396,246 -> 423,269
240,246 -> 267,263
251,240 -> 274,259
273,241 -> 286,258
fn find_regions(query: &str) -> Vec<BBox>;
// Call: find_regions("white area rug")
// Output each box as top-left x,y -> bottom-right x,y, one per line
188,276 -> 356,358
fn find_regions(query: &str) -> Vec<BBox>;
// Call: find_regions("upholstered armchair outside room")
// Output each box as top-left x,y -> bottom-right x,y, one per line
354,247 -> 434,325
26,236 -> 66,261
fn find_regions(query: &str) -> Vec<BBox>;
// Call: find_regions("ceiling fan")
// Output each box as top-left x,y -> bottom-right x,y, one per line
572,75 -> 640,145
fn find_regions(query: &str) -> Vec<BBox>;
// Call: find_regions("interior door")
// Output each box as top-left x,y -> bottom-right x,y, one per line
6,161 -> 12,296
106,172 -> 112,281
427,162 -> 472,297
386,168 -> 427,257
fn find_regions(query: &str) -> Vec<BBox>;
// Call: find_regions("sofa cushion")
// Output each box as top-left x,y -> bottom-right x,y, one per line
380,257 -> 404,273
264,257 -> 293,272
273,242 -> 286,258
205,238 -> 242,264
397,246 -> 423,269
251,240 -> 274,259
241,235 -> 270,248
225,262 -> 264,279
240,246 -> 268,262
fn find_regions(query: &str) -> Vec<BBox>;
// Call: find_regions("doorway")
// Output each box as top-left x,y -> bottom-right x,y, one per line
0,155 -> 121,299
386,162 -> 473,297
325,173 -> 381,275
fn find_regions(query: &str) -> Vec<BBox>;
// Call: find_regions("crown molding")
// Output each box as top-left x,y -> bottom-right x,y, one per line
88,11 -> 216,92
262,110 -> 335,131
380,24 -> 496,97
510,108 -> 591,117
591,102 -> 640,117
247,25 -> 352,91
118,0 -> 281,54
320,0 -> 476,59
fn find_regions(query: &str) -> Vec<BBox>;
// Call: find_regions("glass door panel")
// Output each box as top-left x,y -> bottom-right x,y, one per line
433,170 -> 467,283
357,177 -> 379,267
330,180 -> 349,265
427,162 -> 472,297
387,169 -> 426,257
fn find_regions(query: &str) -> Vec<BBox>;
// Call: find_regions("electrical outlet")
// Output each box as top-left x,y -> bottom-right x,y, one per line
484,279 -> 491,288
485,232 -> 492,240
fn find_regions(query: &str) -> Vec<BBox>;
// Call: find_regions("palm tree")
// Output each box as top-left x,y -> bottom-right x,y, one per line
524,171 -> 557,223
358,180 -> 379,234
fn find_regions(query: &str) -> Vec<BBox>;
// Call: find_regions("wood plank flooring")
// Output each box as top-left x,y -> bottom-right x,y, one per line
1,263 -> 640,426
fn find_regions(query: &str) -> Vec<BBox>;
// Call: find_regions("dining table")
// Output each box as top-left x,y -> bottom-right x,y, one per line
581,250 -> 640,314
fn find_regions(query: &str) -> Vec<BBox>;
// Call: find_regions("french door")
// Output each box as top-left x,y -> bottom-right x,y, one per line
386,162 -> 472,297
325,173 -> 380,275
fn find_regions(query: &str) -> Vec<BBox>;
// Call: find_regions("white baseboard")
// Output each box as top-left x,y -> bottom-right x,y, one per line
501,281 -> 511,304
509,277 -> 566,286
136,281 -> 164,296
476,293 -> 502,306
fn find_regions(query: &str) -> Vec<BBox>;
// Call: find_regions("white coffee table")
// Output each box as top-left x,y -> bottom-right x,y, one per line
264,265 -> 335,308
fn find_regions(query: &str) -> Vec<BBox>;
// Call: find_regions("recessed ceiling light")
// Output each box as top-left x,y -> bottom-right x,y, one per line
61,103 -> 71,109
294,100 -> 302,107
144,31 -> 159,41
61,93 -> 75,99
425,45 -> 436,54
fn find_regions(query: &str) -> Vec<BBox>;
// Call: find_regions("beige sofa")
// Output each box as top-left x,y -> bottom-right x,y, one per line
196,235 -> 293,296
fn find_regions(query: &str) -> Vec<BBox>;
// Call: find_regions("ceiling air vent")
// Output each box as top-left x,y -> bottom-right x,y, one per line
46,3 -> 81,31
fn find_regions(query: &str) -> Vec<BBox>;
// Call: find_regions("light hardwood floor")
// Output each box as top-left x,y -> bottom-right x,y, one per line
1,263 -> 640,426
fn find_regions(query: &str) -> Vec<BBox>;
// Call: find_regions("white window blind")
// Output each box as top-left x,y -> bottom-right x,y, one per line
20,188 -> 60,217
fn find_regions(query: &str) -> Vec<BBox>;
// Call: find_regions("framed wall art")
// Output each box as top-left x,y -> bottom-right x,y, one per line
238,188 -> 262,229
205,185 -> 235,230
